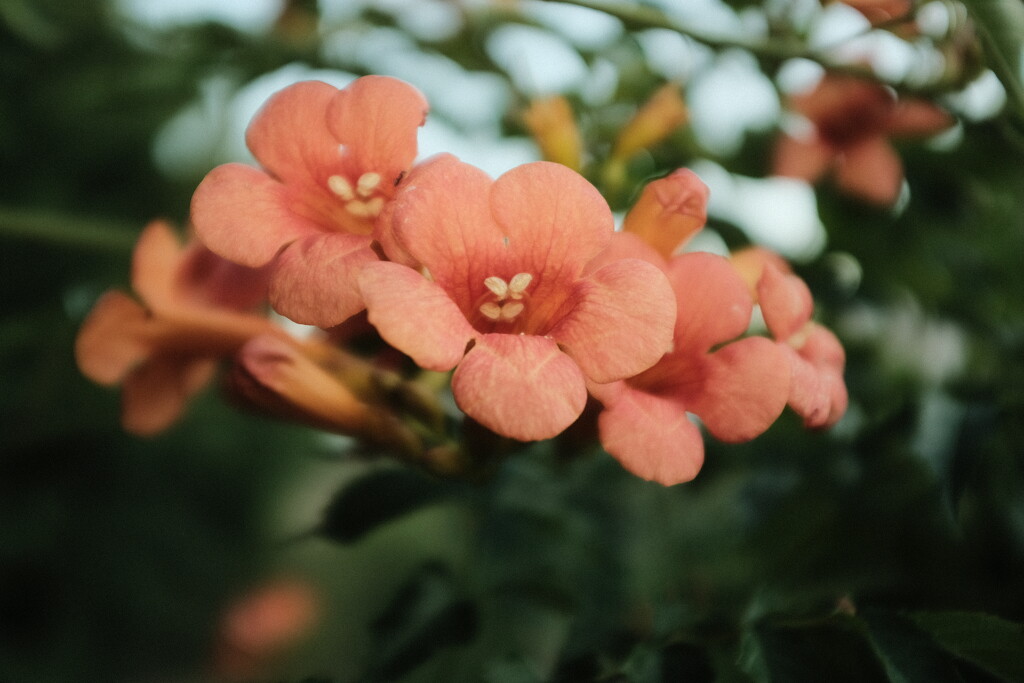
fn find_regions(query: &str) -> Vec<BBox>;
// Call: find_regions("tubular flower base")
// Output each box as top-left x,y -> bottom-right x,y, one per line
74,221 -> 280,435
359,156 -> 677,442
190,76 -> 429,327
773,74 -> 953,206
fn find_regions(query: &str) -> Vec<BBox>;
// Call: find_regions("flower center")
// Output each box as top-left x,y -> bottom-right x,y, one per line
327,172 -> 385,218
478,272 -> 533,322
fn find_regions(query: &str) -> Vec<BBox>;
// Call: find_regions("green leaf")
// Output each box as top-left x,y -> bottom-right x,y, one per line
317,467 -> 448,543
860,609 -> 965,683
961,0 -> 1024,122
910,611 -> 1024,682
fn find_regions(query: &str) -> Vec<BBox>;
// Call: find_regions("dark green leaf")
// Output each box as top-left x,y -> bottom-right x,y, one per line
961,0 -> 1024,122
860,609 -> 965,683
910,611 -> 1024,682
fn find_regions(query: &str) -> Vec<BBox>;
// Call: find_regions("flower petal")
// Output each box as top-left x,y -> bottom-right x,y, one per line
326,75 -> 428,185
676,336 -> 790,442
791,324 -> 848,428
621,168 -> 709,260
596,383 -> 704,485
834,136 -> 903,206
757,262 -> 813,342
121,356 -> 216,436
360,261 -> 475,371
668,252 -> 754,354
131,220 -> 183,309
452,334 -> 586,441
191,163 -> 316,267
245,80 -> 341,187
75,291 -> 151,385
268,232 -> 377,327
550,258 -> 675,384
772,133 -> 833,183
888,100 -> 954,138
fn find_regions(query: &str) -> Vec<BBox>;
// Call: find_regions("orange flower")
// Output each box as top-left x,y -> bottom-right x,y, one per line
621,168 -> 709,260
522,95 -> 584,172
191,76 -> 428,327
773,74 -> 953,205
828,0 -> 913,25
75,221 -> 279,435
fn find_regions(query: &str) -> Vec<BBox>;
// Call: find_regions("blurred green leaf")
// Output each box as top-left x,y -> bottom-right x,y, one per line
910,611 -> 1024,682
961,0 -> 1024,123
860,609 -> 966,683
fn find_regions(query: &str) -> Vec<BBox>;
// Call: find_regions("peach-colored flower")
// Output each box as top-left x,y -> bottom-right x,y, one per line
590,250 -> 790,486
773,74 -> 953,205
757,260 -> 848,428
191,76 -> 428,327
75,221 -> 278,435
621,168 -> 709,260
211,577 -> 318,681
358,156 -> 676,441
828,0 -> 913,25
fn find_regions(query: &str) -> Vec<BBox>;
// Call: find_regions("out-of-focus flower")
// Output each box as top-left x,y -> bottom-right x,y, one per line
827,0 -> 913,25
756,259 -> 848,428
590,251 -> 790,485
522,95 -> 584,172
773,74 -> 953,206
75,221 -> 278,435
621,168 -> 709,260
191,76 -> 429,327
611,82 -> 688,163
359,156 -> 676,441
211,577 -> 318,682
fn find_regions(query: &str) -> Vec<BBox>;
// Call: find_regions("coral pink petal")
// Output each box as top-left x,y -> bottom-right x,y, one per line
582,231 -> 667,276
888,100 -> 954,137
797,325 -> 848,427
550,258 -> 675,384
452,334 -> 586,441
75,291 -> 151,385
191,163 -> 315,268
359,261 -> 475,372
679,337 -> 790,443
490,161 -> 613,288
785,346 -> 833,428
772,133 -> 833,182
245,80 -> 340,187
388,155 -> 501,311
121,357 -> 216,436
835,137 -> 903,206
757,263 -> 814,342
326,75 -> 428,183
130,220 -> 182,309
668,252 -> 754,353
597,384 -> 704,485
268,232 -> 377,327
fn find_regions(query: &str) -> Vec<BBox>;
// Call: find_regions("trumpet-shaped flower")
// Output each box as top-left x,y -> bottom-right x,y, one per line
590,252 -> 791,486
621,168 -> 709,260
773,74 -> 953,205
75,221 -> 279,435
756,259 -> 848,428
191,76 -> 429,327
359,156 -> 677,441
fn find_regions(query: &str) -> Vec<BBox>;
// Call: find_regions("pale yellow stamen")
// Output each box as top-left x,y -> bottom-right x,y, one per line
484,276 -> 509,299
507,272 -> 533,299
479,302 -> 502,320
357,172 -> 382,197
363,197 -> 384,216
500,302 -> 524,320
327,175 -> 355,200
345,200 -> 374,218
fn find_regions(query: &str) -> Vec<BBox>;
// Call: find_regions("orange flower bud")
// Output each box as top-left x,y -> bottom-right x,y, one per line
622,168 -> 709,260
611,82 -> 688,162
522,95 -> 584,172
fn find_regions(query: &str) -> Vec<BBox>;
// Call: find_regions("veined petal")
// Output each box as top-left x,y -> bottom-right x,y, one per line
677,336 -> 790,442
550,258 -> 675,384
583,231 -> 667,276
834,136 -> 903,206
596,384 -> 704,485
326,75 -> 428,185
490,161 -> 613,289
191,163 -> 315,268
668,252 -> 754,354
268,232 -> 377,327
452,334 -> 586,441
121,356 -> 216,436
245,80 -> 340,188
757,262 -> 813,342
359,261 -> 475,372
75,291 -> 151,385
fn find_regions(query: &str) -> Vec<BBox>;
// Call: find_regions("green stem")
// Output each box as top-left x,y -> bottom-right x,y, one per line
0,207 -> 138,251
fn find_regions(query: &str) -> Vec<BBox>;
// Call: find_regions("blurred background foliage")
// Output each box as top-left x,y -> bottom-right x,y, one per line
2,0 -> 1024,681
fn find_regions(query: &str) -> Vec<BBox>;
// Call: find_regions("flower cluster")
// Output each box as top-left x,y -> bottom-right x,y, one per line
77,75 -> 850,485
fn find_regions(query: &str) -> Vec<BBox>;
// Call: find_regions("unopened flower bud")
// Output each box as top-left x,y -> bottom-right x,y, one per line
522,95 -> 584,172
622,168 -> 709,260
611,82 -> 688,163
